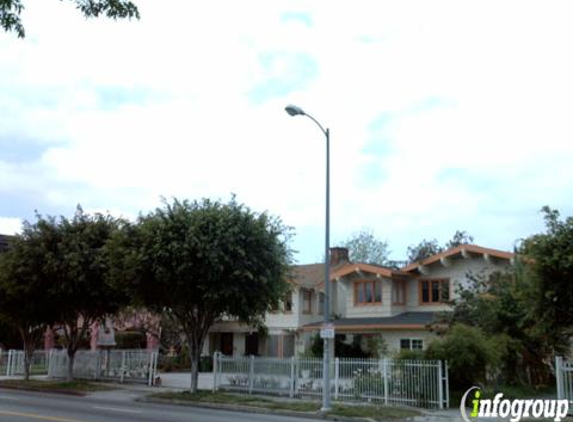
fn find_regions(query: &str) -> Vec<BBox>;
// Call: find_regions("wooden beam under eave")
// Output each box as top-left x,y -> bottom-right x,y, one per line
440,257 -> 451,267
461,248 -> 470,259
418,265 -> 430,275
483,253 -> 492,264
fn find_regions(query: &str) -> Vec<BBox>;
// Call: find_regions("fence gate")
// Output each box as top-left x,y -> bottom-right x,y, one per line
556,356 -> 573,414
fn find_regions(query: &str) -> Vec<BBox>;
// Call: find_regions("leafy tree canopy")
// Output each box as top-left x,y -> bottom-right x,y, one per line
520,206 -> 573,333
342,228 -> 390,265
1,0 -> 139,38
406,230 -> 474,263
113,197 -> 293,392
2,207 -> 130,380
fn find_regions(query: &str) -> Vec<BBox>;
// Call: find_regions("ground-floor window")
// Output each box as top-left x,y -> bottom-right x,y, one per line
400,338 -> 423,350
265,334 -> 295,358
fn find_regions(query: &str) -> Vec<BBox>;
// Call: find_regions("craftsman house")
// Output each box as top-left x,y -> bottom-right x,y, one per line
205,244 -> 515,358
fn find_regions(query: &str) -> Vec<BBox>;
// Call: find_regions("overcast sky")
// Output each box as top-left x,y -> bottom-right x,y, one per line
1,0 -> 572,263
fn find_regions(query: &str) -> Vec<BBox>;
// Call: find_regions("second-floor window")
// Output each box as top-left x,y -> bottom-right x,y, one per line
302,289 -> 313,314
419,279 -> 450,304
284,292 -> 293,313
354,280 -> 382,305
318,292 -> 325,315
392,279 -> 406,305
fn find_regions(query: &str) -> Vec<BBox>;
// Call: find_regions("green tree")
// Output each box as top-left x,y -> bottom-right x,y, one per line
53,208 -> 129,380
445,230 -> 474,249
342,228 -> 390,265
1,0 -> 139,38
520,206 -> 573,353
406,238 -> 442,263
114,197 -> 292,392
0,223 -> 59,380
407,230 -> 475,263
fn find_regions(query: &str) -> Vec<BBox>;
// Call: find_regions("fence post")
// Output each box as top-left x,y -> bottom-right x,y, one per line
120,351 -> 126,383
212,352 -> 218,392
147,352 -> 153,387
334,358 -> 339,400
289,357 -> 295,398
438,360 -> 444,409
248,355 -> 254,394
6,350 -> 12,376
556,356 -> 563,400
383,358 -> 389,405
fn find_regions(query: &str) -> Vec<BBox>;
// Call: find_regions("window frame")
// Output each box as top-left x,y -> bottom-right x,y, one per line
301,289 -> 313,314
418,278 -> 450,305
392,279 -> 407,305
400,338 -> 424,350
354,279 -> 383,306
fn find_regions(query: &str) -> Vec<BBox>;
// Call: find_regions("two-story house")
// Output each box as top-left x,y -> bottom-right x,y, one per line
205,244 -> 515,357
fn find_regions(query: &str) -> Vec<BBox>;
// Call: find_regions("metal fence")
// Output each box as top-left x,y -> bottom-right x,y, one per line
213,354 -> 449,409
556,356 -> 573,414
48,349 -> 159,386
0,350 -> 7,376
2,350 -> 50,377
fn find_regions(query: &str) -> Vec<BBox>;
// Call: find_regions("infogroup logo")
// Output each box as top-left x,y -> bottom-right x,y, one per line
460,386 -> 569,422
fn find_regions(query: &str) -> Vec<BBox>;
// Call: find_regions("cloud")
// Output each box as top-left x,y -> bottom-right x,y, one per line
0,0 -> 572,261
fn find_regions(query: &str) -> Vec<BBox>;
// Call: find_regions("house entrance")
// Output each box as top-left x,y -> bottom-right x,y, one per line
245,333 -> 259,356
220,333 -> 233,355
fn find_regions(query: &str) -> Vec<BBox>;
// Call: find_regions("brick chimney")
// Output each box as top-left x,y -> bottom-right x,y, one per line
330,247 -> 349,265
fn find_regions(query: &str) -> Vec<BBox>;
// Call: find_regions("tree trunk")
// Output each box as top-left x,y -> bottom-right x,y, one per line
67,350 -> 75,382
188,333 -> 208,394
19,328 -> 34,381
190,350 -> 200,393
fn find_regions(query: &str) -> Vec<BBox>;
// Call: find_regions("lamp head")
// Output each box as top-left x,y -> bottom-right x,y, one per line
285,104 -> 305,116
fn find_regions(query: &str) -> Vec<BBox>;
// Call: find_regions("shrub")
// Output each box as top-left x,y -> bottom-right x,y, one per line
425,324 -> 501,389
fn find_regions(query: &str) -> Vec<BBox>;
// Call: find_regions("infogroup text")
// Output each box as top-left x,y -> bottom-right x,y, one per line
460,387 -> 569,422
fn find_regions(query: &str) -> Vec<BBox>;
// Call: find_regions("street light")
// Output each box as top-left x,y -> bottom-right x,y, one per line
285,104 -> 331,411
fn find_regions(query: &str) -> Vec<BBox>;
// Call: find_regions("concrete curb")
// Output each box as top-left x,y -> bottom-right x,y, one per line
138,396 -> 364,422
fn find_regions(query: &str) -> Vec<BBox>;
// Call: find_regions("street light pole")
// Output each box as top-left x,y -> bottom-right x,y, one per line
285,104 -> 331,411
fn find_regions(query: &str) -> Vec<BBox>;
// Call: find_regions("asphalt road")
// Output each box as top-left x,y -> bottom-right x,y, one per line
0,388 -> 320,422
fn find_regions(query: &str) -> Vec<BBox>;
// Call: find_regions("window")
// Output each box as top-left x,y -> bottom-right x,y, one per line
400,338 -> 424,350
302,289 -> 312,314
318,292 -> 325,315
354,280 -> 382,305
283,292 -> 293,313
392,279 -> 406,305
419,279 -> 450,304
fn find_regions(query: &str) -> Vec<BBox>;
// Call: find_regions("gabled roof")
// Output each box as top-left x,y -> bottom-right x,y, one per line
401,244 -> 515,273
330,262 -> 410,280
290,261 -> 347,289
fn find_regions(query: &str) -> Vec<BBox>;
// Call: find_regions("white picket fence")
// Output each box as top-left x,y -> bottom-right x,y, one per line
48,349 -> 159,386
556,356 -> 573,414
1,350 -> 50,377
213,354 -> 449,409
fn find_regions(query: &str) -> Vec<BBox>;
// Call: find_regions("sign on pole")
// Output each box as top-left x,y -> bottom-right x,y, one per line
320,323 -> 335,339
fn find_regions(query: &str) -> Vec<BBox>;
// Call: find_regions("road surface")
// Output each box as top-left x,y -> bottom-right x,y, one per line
0,388 -> 319,422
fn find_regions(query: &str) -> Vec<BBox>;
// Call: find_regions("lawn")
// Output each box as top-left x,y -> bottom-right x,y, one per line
150,391 -> 421,420
0,379 -> 116,394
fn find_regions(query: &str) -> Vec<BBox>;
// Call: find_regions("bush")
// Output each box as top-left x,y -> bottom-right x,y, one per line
425,324 -> 502,389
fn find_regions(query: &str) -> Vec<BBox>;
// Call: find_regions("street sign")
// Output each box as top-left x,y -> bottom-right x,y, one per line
320,323 -> 335,339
